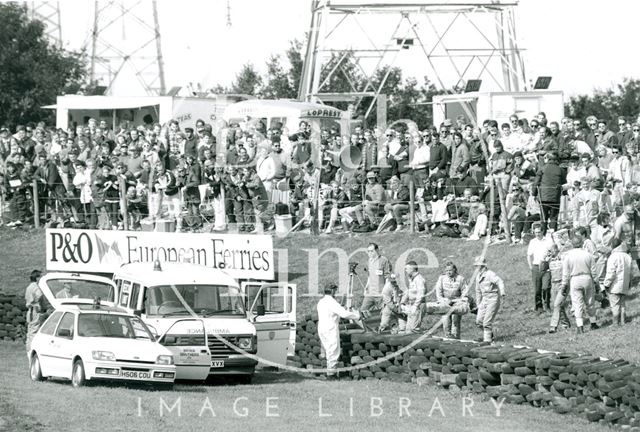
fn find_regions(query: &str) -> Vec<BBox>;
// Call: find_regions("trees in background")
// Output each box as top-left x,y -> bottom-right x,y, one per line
566,78 -> 640,126
0,3 -> 86,128
220,39 -> 444,130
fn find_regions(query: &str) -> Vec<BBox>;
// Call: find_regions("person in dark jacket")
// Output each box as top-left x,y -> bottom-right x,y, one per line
183,127 -> 198,159
183,154 -> 202,230
532,152 -> 566,233
429,132 -> 449,182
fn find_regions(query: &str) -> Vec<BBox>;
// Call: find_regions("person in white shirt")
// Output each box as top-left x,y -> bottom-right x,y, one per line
410,135 -> 430,186
255,146 -> 276,192
602,238 -> 632,326
609,146 -> 631,186
527,222 -> 553,312
317,283 -> 360,379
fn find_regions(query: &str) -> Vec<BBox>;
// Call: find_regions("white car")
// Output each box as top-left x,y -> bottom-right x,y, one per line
28,302 -> 176,388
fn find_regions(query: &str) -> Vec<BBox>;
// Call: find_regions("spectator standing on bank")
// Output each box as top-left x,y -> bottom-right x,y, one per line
361,242 -> 392,311
527,222 -> 553,312
473,256 -> 505,343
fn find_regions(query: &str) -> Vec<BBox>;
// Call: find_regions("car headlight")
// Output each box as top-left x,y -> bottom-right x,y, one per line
156,355 -> 174,365
237,337 -> 252,350
92,351 -> 115,361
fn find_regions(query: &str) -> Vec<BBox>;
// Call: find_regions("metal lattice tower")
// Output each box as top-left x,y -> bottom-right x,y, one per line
86,0 -> 166,95
29,1 -> 63,48
299,0 -> 528,118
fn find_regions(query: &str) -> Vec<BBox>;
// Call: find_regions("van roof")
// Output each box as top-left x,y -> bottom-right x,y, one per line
115,262 -> 239,288
223,99 -> 348,120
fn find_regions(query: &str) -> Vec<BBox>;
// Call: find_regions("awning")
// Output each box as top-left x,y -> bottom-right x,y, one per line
43,95 -> 169,111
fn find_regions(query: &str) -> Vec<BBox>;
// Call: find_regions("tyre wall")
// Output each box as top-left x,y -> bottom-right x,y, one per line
0,293 -> 27,341
289,314 -> 640,430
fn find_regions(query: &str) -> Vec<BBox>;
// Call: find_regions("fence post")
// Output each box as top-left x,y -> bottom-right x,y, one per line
496,178 -> 511,244
32,180 -> 40,228
409,179 -> 415,233
119,177 -> 128,231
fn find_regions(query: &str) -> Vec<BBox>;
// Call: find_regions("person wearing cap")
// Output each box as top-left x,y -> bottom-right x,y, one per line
560,235 -> 599,333
532,151 -> 566,234
473,256 -> 505,343
433,261 -> 469,339
602,238 -> 632,326
399,260 -> 427,333
317,282 -> 361,379
378,273 -> 406,333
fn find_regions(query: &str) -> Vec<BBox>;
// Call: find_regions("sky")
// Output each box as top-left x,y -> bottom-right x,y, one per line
38,0 -> 640,97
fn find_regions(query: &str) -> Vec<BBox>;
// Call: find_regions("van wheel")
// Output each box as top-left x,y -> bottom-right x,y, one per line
30,353 -> 45,382
235,374 -> 253,385
71,359 -> 87,388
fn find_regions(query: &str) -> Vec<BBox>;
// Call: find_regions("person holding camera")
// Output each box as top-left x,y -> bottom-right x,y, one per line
361,242 -> 392,311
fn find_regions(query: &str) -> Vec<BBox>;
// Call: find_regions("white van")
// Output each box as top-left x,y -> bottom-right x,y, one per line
223,99 -> 351,135
112,262 -> 296,382
37,265 -> 296,383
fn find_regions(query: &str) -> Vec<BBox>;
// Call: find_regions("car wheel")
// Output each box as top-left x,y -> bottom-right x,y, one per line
71,359 -> 87,388
30,353 -> 45,382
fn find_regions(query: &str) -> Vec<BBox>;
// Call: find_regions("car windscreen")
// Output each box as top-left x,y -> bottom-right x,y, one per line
77,313 -> 153,339
46,279 -> 115,302
145,285 -> 245,317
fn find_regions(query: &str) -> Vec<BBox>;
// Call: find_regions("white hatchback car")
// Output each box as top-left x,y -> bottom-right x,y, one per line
29,302 -> 176,388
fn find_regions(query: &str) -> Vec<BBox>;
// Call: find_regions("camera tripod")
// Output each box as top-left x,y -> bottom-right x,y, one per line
345,264 -> 367,310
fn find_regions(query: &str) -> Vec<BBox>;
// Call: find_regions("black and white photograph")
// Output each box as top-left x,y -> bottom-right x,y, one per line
1,0 -> 640,431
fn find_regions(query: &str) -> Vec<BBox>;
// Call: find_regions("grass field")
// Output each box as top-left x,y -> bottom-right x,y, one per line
0,342 -> 611,432
2,227 -> 640,362
0,226 -> 637,431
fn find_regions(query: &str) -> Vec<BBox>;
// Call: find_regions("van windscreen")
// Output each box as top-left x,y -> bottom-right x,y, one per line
145,285 -> 245,317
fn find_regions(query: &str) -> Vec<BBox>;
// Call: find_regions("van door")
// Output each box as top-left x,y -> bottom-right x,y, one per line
241,282 -> 296,367
158,319 -> 211,381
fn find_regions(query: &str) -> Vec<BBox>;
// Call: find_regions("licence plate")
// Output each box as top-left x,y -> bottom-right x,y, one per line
121,370 -> 151,380
211,360 -> 225,368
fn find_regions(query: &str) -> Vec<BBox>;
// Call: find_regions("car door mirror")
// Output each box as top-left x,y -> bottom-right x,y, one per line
57,328 -> 72,338
133,309 -> 142,317
256,304 -> 266,316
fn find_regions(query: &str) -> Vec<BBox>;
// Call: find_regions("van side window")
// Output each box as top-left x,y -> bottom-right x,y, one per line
120,280 -> 132,307
130,283 -> 140,310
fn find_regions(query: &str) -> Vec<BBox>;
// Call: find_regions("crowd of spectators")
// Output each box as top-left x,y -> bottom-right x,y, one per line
1,112 -> 640,241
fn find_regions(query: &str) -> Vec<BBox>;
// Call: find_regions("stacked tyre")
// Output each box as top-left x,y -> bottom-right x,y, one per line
0,293 -> 27,342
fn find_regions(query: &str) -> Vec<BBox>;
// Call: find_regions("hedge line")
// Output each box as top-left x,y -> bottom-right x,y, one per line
289,313 -> 640,430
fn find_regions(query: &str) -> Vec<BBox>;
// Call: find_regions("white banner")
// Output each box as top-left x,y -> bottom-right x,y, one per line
45,229 -> 274,280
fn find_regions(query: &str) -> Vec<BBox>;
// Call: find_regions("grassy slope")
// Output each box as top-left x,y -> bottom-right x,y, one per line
1,227 -> 640,363
0,343 -> 610,432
